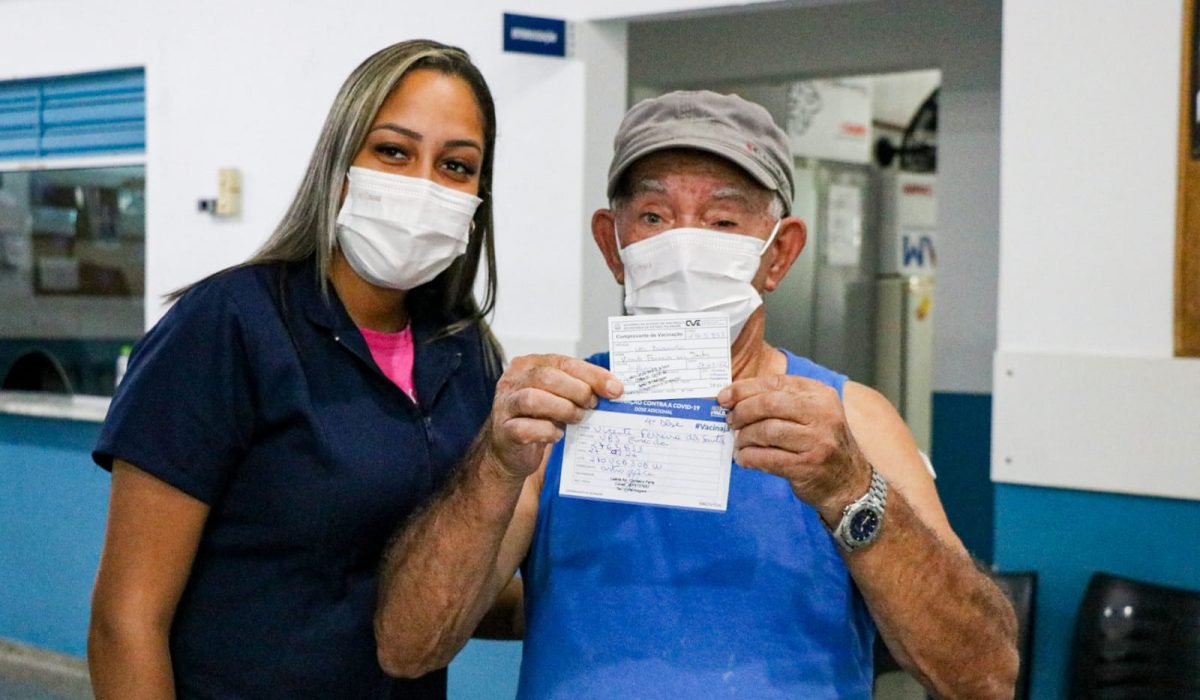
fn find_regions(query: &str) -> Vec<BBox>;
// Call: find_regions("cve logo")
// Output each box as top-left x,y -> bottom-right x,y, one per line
685,319 -> 702,327
902,235 -> 937,268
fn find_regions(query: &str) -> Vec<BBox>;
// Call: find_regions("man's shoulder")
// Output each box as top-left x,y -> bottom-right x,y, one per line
778,348 -> 847,392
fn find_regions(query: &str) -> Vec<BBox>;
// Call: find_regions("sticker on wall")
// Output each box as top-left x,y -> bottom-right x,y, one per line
503,13 -> 569,58
786,78 -> 873,164
915,295 -> 932,321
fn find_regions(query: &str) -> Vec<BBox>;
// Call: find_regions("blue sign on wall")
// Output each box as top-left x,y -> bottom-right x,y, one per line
503,13 -> 567,57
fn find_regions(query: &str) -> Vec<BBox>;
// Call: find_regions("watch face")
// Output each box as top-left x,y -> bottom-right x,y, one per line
849,508 -> 880,542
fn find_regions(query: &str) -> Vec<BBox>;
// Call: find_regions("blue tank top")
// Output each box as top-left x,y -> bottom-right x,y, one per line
518,349 -> 875,699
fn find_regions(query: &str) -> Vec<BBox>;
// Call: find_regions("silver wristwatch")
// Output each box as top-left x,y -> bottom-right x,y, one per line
832,465 -> 888,552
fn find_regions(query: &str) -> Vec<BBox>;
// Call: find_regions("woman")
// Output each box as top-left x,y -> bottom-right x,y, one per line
88,39 -> 502,699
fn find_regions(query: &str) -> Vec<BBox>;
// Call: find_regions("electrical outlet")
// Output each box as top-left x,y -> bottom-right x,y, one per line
216,168 -> 241,217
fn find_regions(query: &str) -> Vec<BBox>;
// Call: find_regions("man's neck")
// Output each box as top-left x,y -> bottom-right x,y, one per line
731,310 -> 783,380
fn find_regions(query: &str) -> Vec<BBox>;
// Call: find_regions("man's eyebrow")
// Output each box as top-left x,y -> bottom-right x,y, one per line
629,179 -> 668,197
711,186 -> 753,203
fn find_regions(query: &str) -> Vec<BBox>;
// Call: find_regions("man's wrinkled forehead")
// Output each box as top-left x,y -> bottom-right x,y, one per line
626,178 -> 759,210
615,148 -> 769,204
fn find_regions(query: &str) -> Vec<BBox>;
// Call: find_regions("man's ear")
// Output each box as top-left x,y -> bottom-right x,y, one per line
592,208 -> 625,285
763,216 -> 807,292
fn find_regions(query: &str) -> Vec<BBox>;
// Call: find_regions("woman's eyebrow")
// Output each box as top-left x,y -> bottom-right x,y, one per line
369,124 -> 481,153
444,139 -> 483,153
370,123 -> 422,140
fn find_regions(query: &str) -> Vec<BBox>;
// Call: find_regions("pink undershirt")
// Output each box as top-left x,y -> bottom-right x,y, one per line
359,324 -> 417,401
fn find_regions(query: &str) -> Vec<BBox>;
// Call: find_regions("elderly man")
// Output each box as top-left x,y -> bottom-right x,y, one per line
375,91 -> 1018,699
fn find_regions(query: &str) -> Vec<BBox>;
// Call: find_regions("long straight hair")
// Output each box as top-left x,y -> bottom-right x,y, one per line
173,39 -> 502,365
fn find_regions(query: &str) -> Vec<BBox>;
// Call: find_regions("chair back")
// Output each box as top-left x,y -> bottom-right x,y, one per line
873,569 -> 1039,700
993,570 -> 1037,700
1068,572 -> 1200,699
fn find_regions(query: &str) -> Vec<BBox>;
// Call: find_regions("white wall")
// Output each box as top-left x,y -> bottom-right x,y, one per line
0,0 -> 1002,378
998,1 -> 1179,356
626,0 -> 1003,394
0,0 -> 641,358
993,0 -> 1200,500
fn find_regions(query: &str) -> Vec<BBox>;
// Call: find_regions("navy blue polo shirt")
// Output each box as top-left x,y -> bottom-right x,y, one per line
94,257 -> 497,699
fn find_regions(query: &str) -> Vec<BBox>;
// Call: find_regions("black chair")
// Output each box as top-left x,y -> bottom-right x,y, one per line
1068,572 -> 1200,700
992,570 -> 1037,700
1,349 -> 73,393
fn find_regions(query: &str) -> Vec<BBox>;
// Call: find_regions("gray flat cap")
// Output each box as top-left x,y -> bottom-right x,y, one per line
607,90 -> 794,214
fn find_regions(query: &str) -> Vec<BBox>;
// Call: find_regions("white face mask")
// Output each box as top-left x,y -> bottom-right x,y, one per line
335,166 -> 482,290
617,220 -> 781,343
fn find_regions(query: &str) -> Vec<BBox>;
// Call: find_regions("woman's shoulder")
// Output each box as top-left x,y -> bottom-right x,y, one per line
156,260 -> 302,341
176,260 -> 290,306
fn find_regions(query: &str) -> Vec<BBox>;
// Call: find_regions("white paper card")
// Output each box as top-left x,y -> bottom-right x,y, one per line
826,183 -> 863,267
560,398 -> 733,511
608,312 -> 731,402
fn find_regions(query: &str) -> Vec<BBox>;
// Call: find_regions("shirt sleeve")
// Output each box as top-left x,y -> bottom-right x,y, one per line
93,281 -> 256,505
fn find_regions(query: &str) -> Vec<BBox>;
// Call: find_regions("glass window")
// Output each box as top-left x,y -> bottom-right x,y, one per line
0,66 -> 145,399
0,164 -> 144,395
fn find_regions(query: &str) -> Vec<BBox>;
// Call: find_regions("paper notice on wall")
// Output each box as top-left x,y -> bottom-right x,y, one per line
826,184 -> 863,266
785,78 -> 873,164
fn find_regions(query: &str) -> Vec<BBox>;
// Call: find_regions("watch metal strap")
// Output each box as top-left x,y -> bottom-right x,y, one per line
832,465 -> 888,552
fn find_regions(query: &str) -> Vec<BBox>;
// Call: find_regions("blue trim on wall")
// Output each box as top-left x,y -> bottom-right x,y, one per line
0,415 -> 105,656
931,391 -> 994,562
0,413 -> 520,698
994,483 -> 1200,700
449,640 -> 521,698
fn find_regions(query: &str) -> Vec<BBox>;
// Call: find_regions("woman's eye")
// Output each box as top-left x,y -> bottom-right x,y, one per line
443,160 -> 478,176
374,144 -> 407,160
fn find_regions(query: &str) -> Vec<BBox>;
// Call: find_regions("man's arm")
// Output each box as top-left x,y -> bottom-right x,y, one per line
374,355 -> 621,677
720,376 -> 1018,700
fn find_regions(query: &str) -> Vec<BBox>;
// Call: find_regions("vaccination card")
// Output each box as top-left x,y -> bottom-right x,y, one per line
608,312 -> 732,402
560,398 -> 734,512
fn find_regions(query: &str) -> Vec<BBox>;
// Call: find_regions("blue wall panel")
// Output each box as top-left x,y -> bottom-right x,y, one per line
994,484 -> 1200,700
930,391 -> 994,562
0,415 -> 106,656
449,640 -> 521,699
0,413 -> 519,698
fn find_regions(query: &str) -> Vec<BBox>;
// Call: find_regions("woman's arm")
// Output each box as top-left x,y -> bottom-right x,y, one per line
89,460 -> 209,700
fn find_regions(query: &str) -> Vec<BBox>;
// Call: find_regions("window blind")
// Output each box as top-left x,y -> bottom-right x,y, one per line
0,68 -> 144,160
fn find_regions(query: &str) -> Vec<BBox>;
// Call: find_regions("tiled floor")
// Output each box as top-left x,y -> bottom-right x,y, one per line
0,677 -> 85,700
0,641 -> 90,700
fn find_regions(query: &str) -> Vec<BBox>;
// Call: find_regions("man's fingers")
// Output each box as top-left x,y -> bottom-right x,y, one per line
735,417 -> 804,452
724,382 -> 843,429
717,374 -> 787,407
726,390 -> 815,429
506,387 -> 586,426
542,355 -> 623,400
499,416 -> 565,446
717,374 -> 830,408
733,445 -> 795,473
524,365 -> 599,410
